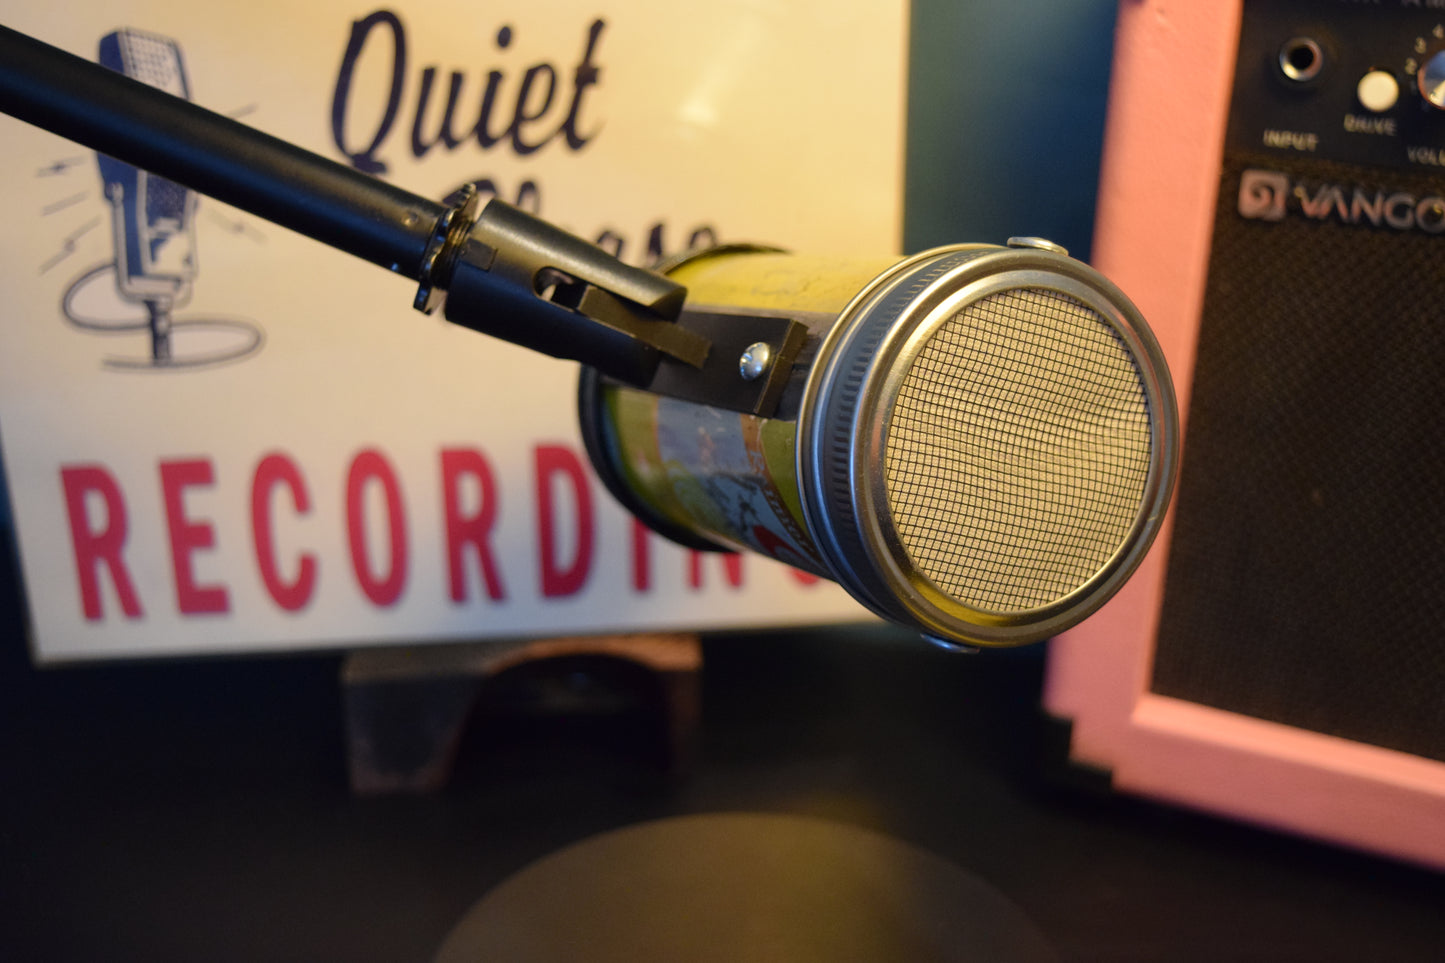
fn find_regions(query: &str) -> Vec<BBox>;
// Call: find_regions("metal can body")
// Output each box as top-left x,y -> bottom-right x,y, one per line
582,250 -> 899,575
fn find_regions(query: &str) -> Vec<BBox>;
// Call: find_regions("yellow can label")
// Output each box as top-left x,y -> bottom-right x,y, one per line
605,387 -> 826,575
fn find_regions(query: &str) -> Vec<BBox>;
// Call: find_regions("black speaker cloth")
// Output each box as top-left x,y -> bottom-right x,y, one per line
1151,150 -> 1445,762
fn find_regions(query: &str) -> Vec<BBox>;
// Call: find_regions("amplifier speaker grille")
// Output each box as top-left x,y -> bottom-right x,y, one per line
1150,151 -> 1445,762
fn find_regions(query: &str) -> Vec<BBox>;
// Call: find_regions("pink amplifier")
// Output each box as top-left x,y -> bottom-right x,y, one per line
1046,0 -> 1445,871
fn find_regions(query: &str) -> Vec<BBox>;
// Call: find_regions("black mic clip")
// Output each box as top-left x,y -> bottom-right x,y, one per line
415,187 -> 807,418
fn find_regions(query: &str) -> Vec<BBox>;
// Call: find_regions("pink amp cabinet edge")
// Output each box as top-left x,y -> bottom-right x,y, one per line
1043,0 -> 1445,871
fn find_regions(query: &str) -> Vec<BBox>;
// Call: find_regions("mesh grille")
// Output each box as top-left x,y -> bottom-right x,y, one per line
146,177 -> 189,221
884,289 -> 1152,612
118,32 -> 186,94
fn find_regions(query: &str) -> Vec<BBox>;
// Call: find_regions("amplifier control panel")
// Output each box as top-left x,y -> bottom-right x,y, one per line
1227,0 -> 1445,172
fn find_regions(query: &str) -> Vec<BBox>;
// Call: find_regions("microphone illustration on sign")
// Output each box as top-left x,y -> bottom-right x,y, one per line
53,29 -> 262,369
0,24 -> 1180,649
97,27 -> 197,357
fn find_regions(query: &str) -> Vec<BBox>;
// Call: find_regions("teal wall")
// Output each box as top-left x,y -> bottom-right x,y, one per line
905,1 -> 1119,260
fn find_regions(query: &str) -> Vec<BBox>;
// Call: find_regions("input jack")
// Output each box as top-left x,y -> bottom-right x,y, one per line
1279,37 -> 1325,83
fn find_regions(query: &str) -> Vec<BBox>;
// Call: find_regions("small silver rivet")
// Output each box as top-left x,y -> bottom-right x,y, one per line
739,341 -> 772,380
1006,236 -> 1069,256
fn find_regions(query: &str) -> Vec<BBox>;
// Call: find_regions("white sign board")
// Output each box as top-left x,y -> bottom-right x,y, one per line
0,1 -> 906,661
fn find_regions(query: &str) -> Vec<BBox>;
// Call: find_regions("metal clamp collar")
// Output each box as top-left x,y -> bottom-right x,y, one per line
413,184 -> 486,315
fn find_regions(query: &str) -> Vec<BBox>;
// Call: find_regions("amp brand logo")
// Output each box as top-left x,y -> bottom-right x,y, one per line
1238,168 -> 1445,234
1237,170 -> 1290,222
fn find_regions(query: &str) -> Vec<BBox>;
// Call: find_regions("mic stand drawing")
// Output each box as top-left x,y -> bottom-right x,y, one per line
145,298 -> 171,363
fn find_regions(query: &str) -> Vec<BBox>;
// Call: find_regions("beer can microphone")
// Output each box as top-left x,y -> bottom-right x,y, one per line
580,241 -> 1178,649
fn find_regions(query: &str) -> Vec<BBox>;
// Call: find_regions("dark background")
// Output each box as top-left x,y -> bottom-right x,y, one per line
4,562 -> 1444,960
4,2 -> 1445,959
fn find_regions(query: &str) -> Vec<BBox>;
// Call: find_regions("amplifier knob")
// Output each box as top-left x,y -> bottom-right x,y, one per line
1417,49 -> 1445,108
1357,70 -> 1400,112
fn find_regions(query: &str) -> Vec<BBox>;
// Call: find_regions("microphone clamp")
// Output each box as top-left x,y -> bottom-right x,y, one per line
419,186 -> 811,417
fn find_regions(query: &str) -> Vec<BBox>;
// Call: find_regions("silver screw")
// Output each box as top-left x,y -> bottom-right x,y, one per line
739,341 -> 773,381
